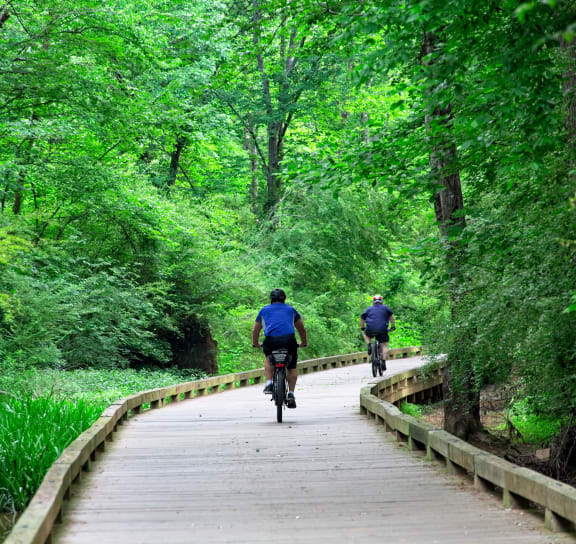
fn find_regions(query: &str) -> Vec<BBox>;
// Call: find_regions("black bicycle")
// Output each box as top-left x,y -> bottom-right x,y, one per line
269,348 -> 291,423
369,338 -> 386,377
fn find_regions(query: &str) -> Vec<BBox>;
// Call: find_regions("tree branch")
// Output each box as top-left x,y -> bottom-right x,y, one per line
97,141 -> 121,162
210,88 -> 269,170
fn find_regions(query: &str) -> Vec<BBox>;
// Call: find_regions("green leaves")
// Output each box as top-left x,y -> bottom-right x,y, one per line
564,293 -> 576,314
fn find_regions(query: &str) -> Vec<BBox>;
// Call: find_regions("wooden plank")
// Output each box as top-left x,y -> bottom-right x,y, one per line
51,358 -> 571,544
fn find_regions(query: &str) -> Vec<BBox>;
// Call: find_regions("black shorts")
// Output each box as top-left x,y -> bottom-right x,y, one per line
262,334 -> 298,369
365,329 -> 389,343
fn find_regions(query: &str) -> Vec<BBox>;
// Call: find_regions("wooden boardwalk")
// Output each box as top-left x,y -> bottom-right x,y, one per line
53,358 -> 570,544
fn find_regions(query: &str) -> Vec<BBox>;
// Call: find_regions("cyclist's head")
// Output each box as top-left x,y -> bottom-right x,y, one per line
270,288 -> 286,303
372,294 -> 383,304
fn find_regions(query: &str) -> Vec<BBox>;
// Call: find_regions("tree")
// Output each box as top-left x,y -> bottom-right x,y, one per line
213,0 -> 340,216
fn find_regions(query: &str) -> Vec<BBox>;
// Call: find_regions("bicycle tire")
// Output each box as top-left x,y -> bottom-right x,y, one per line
274,368 -> 285,423
371,341 -> 379,377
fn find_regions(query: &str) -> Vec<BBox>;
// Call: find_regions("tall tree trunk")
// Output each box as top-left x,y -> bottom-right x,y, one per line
264,123 -> 282,215
1,173 -> 8,213
562,36 -> 576,155
0,7 -> 9,30
12,168 -> 24,215
244,126 -> 259,215
549,29 -> 576,480
250,1 -> 301,217
168,135 -> 187,188
422,30 -> 481,439
429,110 -> 480,439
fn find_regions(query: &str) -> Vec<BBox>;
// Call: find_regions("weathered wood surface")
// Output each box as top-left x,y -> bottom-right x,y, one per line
53,358 -> 569,544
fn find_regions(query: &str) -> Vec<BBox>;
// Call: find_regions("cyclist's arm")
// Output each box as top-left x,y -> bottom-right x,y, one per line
360,317 -> 366,330
295,318 -> 307,347
252,321 -> 263,348
389,314 -> 396,330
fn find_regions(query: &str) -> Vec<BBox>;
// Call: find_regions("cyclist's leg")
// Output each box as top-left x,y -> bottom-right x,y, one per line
287,368 -> 297,391
377,331 -> 390,361
264,356 -> 274,380
287,338 -> 298,393
380,342 -> 388,360
363,330 -> 373,354
262,337 -> 274,393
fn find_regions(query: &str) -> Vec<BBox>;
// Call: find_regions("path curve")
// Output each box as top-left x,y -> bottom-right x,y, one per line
53,358 -> 569,544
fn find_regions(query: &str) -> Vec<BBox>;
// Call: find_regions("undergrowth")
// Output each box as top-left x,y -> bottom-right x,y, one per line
498,398 -> 562,446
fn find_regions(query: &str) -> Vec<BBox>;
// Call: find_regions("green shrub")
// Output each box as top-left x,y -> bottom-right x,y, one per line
0,259 -> 171,369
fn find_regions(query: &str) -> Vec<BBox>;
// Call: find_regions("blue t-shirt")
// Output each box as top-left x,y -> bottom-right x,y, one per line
361,304 -> 393,331
255,303 -> 301,337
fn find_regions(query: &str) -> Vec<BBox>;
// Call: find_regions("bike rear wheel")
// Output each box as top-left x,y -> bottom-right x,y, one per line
371,341 -> 380,377
274,368 -> 285,423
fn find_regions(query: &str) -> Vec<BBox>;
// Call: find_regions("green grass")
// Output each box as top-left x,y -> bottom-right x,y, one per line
0,365 -> 207,514
498,399 -> 562,446
399,401 -> 424,418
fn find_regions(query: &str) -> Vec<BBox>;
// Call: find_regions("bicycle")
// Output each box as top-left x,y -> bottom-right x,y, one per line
369,338 -> 387,377
269,348 -> 291,423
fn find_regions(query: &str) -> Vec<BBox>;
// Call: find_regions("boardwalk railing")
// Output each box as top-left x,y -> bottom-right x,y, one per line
6,346 -> 420,544
360,365 -> 576,534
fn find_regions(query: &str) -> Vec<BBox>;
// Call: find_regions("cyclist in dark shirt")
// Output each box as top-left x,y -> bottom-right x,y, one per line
360,294 -> 395,362
252,289 -> 307,408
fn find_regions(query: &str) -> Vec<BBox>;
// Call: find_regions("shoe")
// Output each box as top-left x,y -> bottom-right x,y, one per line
382,360 -> 387,371
263,383 -> 273,395
286,392 -> 297,409
367,343 -> 372,355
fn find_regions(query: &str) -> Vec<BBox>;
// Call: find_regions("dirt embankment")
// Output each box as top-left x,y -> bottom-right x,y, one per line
420,388 -> 576,487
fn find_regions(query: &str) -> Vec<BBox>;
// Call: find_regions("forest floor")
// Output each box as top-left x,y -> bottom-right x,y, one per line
421,403 -> 576,488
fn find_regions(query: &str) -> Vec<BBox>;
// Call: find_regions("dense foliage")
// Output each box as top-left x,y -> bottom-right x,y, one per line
0,0 -> 575,518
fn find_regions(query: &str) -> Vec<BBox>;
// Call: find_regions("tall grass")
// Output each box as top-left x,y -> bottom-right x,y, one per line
0,395 -> 102,512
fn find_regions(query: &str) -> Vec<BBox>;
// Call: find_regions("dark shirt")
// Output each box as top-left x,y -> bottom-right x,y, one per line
361,304 -> 393,331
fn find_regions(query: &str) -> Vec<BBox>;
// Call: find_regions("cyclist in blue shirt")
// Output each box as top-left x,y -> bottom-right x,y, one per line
252,289 -> 307,408
360,294 -> 395,363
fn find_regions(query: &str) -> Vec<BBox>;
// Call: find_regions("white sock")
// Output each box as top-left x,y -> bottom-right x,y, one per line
266,380 -> 273,386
